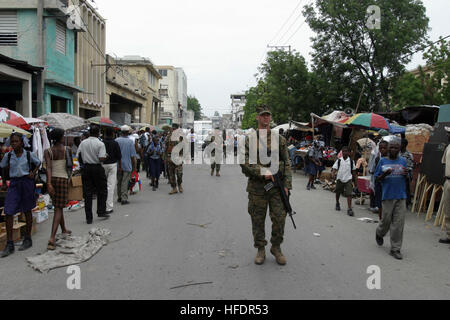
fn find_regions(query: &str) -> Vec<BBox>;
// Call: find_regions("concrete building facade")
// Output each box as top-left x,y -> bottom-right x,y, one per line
72,0 -> 106,119
114,55 -> 162,125
156,65 -> 178,126
231,93 -> 246,129
0,0 -> 83,116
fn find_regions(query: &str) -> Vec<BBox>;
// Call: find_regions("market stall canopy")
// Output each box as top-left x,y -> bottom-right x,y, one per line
38,113 -> 88,133
87,116 -> 119,129
311,111 -> 349,128
0,122 -> 32,138
289,121 -> 314,132
378,105 -> 440,126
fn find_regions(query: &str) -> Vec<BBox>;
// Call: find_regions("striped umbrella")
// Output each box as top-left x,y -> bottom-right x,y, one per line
344,113 -> 390,130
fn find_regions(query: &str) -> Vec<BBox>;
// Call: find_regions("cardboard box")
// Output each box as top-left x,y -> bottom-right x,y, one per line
0,232 -> 6,249
12,222 -> 26,243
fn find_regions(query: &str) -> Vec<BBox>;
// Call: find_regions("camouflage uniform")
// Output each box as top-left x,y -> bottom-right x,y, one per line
206,138 -> 221,174
241,130 -> 293,248
165,131 -> 183,189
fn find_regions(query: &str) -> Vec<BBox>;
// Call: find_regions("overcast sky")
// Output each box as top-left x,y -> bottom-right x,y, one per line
93,0 -> 448,117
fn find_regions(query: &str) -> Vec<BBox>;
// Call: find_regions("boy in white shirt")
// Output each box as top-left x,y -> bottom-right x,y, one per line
332,146 -> 357,216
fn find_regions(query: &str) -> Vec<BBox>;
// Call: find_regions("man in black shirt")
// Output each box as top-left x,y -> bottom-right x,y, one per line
102,127 -> 122,214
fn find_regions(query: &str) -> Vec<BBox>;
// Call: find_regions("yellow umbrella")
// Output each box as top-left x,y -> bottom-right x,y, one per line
0,122 -> 32,138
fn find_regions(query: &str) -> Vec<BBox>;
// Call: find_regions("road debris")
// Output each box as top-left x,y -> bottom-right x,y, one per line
186,222 -> 212,229
357,217 -> 379,223
170,281 -> 213,290
228,264 -> 239,269
313,233 -> 321,237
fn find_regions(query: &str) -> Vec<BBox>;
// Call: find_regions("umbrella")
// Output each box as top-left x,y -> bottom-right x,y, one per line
344,113 -> 390,130
39,113 -> 88,133
87,116 -> 119,128
6,117 -> 48,130
0,122 -> 32,138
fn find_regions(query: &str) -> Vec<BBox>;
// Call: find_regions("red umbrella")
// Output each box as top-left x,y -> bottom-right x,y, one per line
87,116 -> 120,129
0,107 -> 27,128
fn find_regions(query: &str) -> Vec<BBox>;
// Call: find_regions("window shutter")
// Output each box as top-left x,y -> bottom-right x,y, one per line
0,11 -> 18,46
55,20 -> 66,54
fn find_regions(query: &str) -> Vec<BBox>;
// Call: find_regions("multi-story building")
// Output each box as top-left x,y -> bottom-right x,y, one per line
105,54 -> 147,125
72,0 -> 106,118
0,0 -> 83,116
156,65 -> 178,125
231,93 -> 246,128
114,55 -> 162,125
176,67 -> 187,126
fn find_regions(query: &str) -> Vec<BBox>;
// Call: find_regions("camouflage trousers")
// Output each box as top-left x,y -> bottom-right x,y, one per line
248,190 -> 287,248
168,159 -> 183,188
211,162 -> 221,173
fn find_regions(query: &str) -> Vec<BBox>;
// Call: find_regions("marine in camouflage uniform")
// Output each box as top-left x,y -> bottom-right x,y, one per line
165,124 -> 184,194
206,134 -> 221,177
240,106 -> 293,266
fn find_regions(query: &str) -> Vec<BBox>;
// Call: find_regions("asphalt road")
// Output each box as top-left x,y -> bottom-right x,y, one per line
1,163 -> 449,299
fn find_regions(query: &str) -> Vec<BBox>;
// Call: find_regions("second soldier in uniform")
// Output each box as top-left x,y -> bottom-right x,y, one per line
241,106 -> 293,265
165,123 -> 184,194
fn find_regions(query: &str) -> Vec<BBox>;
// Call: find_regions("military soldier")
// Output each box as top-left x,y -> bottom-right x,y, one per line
240,106 -> 293,265
206,131 -> 221,177
165,123 -> 184,194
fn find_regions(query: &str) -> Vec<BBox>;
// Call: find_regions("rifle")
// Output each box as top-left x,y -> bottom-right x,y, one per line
268,171 -> 297,229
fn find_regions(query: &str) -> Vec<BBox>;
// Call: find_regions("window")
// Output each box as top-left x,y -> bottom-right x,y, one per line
55,20 -> 66,54
158,69 -> 168,77
0,11 -> 18,46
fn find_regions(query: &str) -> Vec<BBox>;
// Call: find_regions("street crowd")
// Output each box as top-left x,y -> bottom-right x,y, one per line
1,120 -> 449,264
0,124 -> 176,257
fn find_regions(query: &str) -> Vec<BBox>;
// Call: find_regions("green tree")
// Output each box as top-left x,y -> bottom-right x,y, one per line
390,72 -> 425,109
187,95 -> 203,120
423,37 -> 450,104
303,0 -> 430,111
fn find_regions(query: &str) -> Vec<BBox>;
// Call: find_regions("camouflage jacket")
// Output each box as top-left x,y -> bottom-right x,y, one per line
164,131 -> 184,160
240,130 -> 293,195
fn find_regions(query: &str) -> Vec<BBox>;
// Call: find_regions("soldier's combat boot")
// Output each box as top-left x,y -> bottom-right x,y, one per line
270,245 -> 287,265
178,184 -> 183,193
254,247 -> 265,265
169,187 -> 178,195
216,172 -> 220,177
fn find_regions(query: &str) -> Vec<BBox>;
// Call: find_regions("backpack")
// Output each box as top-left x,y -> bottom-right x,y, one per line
2,150 -> 37,181
337,158 -> 354,172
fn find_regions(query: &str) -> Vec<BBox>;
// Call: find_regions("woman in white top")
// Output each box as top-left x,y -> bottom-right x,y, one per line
45,128 -> 73,250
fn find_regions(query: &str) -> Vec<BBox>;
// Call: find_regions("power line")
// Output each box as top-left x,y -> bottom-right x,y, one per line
282,0 -> 313,45
276,4 -> 305,45
268,0 -> 304,45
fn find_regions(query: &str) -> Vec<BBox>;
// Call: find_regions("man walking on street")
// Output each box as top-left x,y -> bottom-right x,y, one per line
77,125 -> 109,224
102,127 -> 122,214
166,124 -> 184,195
189,128 -> 195,161
439,126 -> 450,245
332,146 -> 356,216
240,105 -> 293,266
374,138 -> 409,260
116,125 -> 137,205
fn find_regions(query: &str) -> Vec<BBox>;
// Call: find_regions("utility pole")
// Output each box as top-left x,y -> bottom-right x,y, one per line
36,0 -> 46,116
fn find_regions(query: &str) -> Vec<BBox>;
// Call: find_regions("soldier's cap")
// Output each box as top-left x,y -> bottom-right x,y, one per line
445,126 -> 450,133
121,125 -> 131,132
257,105 -> 272,116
